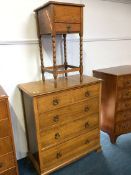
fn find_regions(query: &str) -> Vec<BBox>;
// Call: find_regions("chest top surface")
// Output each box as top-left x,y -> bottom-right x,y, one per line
93,65 -> 131,76
18,75 -> 101,97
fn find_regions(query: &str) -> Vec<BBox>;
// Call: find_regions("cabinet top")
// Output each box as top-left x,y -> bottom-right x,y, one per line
0,86 -> 7,99
34,1 -> 85,12
18,75 -> 101,97
93,65 -> 131,76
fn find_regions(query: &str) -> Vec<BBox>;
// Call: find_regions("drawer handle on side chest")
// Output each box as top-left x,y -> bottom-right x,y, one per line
0,162 -> 3,168
85,139 -> 90,144
53,99 -> 59,106
85,107 -> 89,112
56,152 -> 62,159
85,122 -> 89,128
53,115 -> 59,122
85,91 -> 90,97
55,133 -> 60,140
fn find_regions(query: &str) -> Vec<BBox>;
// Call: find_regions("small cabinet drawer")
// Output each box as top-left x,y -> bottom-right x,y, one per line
0,153 -> 15,173
117,99 -> 131,112
0,100 -> 8,120
54,23 -> 80,33
54,5 -> 81,23
117,76 -> 131,89
41,129 -> 99,170
0,137 -> 13,156
116,110 -> 131,122
115,120 -> 131,134
39,97 -> 99,129
0,119 -> 10,138
40,113 -> 99,149
37,84 -> 100,114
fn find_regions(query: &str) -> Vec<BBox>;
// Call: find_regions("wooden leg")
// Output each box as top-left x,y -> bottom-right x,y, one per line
79,34 -> 83,82
39,37 -> 45,81
110,135 -> 117,144
52,35 -> 57,85
63,34 -> 68,78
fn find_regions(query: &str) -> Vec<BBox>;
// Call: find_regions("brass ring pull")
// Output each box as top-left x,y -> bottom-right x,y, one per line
85,91 -> 90,97
85,139 -> 90,144
55,133 -> 60,140
85,107 -> 89,112
53,99 -> 59,106
85,122 -> 89,128
53,115 -> 59,122
56,152 -> 62,159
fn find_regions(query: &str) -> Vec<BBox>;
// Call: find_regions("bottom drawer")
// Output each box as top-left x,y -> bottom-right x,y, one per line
0,153 -> 15,173
41,128 -> 100,171
1,168 -> 17,175
115,120 -> 131,134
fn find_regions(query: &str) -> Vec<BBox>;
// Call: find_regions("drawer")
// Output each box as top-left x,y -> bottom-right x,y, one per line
1,168 -> 17,175
40,113 -> 99,148
0,153 -> 15,173
54,5 -> 81,23
117,75 -> 131,89
117,89 -> 131,100
0,137 -> 13,156
0,100 -> 8,120
39,97 -> 99,129
41,129 -> 99,170
116,99 -> 131,112
116,110 -> 131,122
37,84 -> 100,114
0,119 -> 10,138
115,120 -> 131,134
54,23 -> 80,33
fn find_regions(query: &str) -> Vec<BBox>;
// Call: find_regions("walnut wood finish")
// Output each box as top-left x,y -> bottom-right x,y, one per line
18,75 -> 101,175
34,1 -> 84,81
93,65 -> 131,143
0,86 -> 18,175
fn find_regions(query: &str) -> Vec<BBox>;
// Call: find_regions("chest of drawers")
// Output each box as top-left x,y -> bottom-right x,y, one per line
19,75 -> 101,175
0,86 -> 18,175
93,65 -> 131,143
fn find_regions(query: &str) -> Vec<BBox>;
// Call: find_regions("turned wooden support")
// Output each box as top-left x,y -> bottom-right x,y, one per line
63,34 -> 68,78
79,34 -> 83,82
52,36 -> 57,82
39,37 -> 45,81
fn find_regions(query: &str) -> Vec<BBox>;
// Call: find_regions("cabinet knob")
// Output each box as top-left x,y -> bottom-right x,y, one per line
53,115 -> 59,122
53,99 -> 59,106
56,152 -> 62,159
85,139 -> 90,144
55,133 -> 60,140
85,106 -> 89,112
0,162 -> 3,168
67,25 -> 71,33
85,91 -> 90,97
85,122 -> 89,128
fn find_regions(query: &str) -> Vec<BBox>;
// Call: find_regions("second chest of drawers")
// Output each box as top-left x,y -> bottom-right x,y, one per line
19,75 -> 101,175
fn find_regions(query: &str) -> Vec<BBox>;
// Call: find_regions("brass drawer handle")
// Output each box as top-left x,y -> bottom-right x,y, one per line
56,152 -> 62,159
126,81 -> 131,85
85,122 -> 89,128
0,162 -> 3,168
55,133 -> 60,140
53,115 -> 59,122
67,25 -> 71,32
85,91 -> 90,97
85,107 -> 89,112
53,99 -> 59,106
85,139 -> 90,144
125,92 -> 130,96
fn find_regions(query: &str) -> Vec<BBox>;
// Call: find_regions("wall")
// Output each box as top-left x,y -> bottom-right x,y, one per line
0,0 -> 131,159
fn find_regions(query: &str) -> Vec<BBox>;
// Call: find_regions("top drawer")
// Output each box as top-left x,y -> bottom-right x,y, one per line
54,5 -> 81,23
117,75 -> 131,89
37,84 -> 100,114
0,99 -> 8,120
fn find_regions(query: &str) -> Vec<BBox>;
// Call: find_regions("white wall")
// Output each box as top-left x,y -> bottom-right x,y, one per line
0,0 -> 131,159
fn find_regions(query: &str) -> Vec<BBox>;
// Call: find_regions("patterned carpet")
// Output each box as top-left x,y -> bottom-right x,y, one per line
18,131 -> 131,175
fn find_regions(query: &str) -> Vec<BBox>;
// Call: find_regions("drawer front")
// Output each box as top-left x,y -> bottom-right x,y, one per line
40,113 -> 99,148
1,168 -> 17,175
54,5 -> 81,23
117,99 -> 131,112
37,84 -> 100,114
117,89 -> 131,100
116,110 -> 131,122
0,100 -> 8,120
115,120 -> 131,134
54,23 -> 80,33
41,129 -> 99,170
0,153 -> 15,173
39,97 -> 99,129
117,76 -> 131,89
0,119 -> 10,138
0,137 -> 13,156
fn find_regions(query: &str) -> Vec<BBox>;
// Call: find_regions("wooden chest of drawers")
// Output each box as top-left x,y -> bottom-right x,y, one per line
0,86 -> 18,175
93,65 -> 131,143
19,75 -> 101,175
